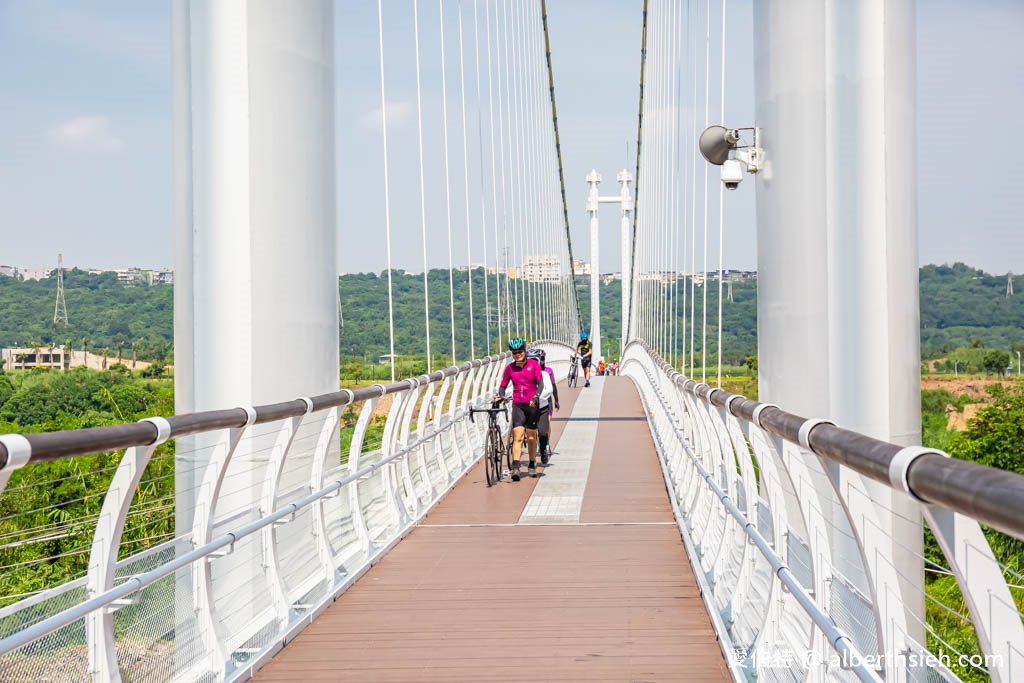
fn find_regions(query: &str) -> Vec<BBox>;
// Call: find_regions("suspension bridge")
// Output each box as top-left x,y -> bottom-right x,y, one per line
1,1 -> 1023,682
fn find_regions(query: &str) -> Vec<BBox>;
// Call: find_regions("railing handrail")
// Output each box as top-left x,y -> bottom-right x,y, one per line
629,356 -> 881,683
631,340 -> 1024,541
0,398 -> 477,657
0,354 -> 513,469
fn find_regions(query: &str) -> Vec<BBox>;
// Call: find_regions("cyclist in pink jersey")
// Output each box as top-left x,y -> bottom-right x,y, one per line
493,337 -> 544,480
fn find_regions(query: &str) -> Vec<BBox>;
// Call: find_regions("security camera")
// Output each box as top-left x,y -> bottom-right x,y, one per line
699,125 -> 763,179
721,159 -> 744,190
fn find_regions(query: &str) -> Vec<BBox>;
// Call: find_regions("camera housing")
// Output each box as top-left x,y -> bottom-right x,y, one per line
721,159 -> 745,190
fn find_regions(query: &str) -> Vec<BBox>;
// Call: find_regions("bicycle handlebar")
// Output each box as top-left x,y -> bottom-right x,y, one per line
468,401 -> 507,423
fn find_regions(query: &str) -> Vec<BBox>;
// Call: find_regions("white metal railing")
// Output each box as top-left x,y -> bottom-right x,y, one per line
0,343 -> 573,682
621,340 -> 1024,683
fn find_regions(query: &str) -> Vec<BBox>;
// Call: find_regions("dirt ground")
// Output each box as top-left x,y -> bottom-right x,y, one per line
919,374 -> 1021,400
920,375 -> 1023,430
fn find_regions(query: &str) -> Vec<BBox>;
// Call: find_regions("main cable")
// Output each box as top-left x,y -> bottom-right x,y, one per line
626,0 -> 650,347
540,0 -> 583,333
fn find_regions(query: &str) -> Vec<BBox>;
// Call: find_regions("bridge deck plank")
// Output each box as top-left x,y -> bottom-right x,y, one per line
254,377 -> 729,682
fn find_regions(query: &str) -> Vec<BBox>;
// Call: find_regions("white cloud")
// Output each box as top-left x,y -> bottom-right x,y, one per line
48,116 -> 125,153
361,101 -> 413,130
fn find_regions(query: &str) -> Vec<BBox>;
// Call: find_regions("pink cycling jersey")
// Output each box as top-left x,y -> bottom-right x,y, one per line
499,358 -> 544,404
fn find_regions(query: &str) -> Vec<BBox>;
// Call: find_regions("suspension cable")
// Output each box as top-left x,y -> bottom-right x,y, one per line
438,0 -> 457,367
717,0 -> 727,387
412,0 -> 433,372
472,0 -> 492,353
485,1 -> 505,345
689,0 -> 698,378
376,0 -> 396,382
540,0 -> 583,333
701,0 -> 711,384
457,0 -> 476,358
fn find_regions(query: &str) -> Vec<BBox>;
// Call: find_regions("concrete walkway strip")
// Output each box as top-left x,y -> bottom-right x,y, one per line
518,377 -> 604,525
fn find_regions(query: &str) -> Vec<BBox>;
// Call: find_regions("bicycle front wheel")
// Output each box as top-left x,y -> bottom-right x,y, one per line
485,424 -> 501,486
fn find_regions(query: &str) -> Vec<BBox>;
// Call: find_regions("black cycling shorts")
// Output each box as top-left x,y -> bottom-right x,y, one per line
536,409 -> 551,438
511,402 -> 541,430
580,355 -> 592,368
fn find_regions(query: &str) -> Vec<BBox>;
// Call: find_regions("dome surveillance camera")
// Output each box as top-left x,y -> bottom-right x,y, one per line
721,159 -> 744,190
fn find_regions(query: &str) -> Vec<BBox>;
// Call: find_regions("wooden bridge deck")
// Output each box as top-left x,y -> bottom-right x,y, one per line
254,376 -> 730,682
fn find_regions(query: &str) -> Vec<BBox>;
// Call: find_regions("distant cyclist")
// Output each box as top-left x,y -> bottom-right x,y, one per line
576,332 -> 594,387
493,338 -> 544,480
531,348 -> 559,464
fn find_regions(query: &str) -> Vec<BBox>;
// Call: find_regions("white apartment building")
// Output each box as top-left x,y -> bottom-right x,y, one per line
520,255 -> 561,283
572,259 -> 591,276
20,265 -> 51,280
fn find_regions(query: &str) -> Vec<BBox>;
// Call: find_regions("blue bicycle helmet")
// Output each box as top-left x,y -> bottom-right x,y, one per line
508,337 -> 526,351
526,349 -> 541,361
580,332 -> 589,341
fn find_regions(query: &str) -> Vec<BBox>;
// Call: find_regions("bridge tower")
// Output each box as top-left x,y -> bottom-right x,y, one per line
172,3 -> 338,673
586,169 -> 633,360
753,0 -> 922,644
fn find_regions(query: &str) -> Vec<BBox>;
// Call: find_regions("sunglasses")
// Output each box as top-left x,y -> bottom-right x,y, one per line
511,349 -> 526,355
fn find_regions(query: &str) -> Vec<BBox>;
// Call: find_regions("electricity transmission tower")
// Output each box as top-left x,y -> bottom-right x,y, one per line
1008,272 -> 1014,298
53,253 -> 69,325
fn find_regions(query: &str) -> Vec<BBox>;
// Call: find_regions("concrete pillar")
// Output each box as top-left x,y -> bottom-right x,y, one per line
753,0 -> 922,643
172,1 -> 339,668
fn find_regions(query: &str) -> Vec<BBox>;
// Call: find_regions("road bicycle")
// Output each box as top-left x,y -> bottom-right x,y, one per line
567,354 -> 580,388
469,400 -> 508,486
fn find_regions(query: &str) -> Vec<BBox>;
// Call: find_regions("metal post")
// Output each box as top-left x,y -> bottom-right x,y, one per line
586,170 -> 602,354
618,170 -> 634,350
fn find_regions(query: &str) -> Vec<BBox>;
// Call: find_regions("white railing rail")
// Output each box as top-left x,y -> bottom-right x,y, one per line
621,340 -> 1024,683
0,343 -> 573,682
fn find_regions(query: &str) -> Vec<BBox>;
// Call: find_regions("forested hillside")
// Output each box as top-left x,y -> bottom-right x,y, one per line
0,269 -> 173,362
1,263 -> 1022,365
919,263 -> 1024,356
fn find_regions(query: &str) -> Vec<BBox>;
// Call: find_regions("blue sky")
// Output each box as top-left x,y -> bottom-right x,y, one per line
0,1 -> 1021,276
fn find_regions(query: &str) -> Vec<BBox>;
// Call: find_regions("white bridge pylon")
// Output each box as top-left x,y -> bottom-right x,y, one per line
585,169 -> 634,358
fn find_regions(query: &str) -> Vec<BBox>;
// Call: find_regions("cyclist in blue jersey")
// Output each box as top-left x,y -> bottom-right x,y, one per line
576,332 -> 594,387
493,337 -> 544,480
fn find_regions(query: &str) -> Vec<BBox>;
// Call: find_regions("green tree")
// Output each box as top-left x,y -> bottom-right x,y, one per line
981,349 -> 1010,375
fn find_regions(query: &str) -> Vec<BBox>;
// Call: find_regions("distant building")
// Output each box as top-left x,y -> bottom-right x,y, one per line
115,268 -> 154,286
20,265 -> 51,281
3,346 -> 71,371
485,265 -> 516,278
572,259 -> 591,276
0,265 -> 18,278
520,255 -> 560,283
1,347 -> 153,372
154,268 -> 174,284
